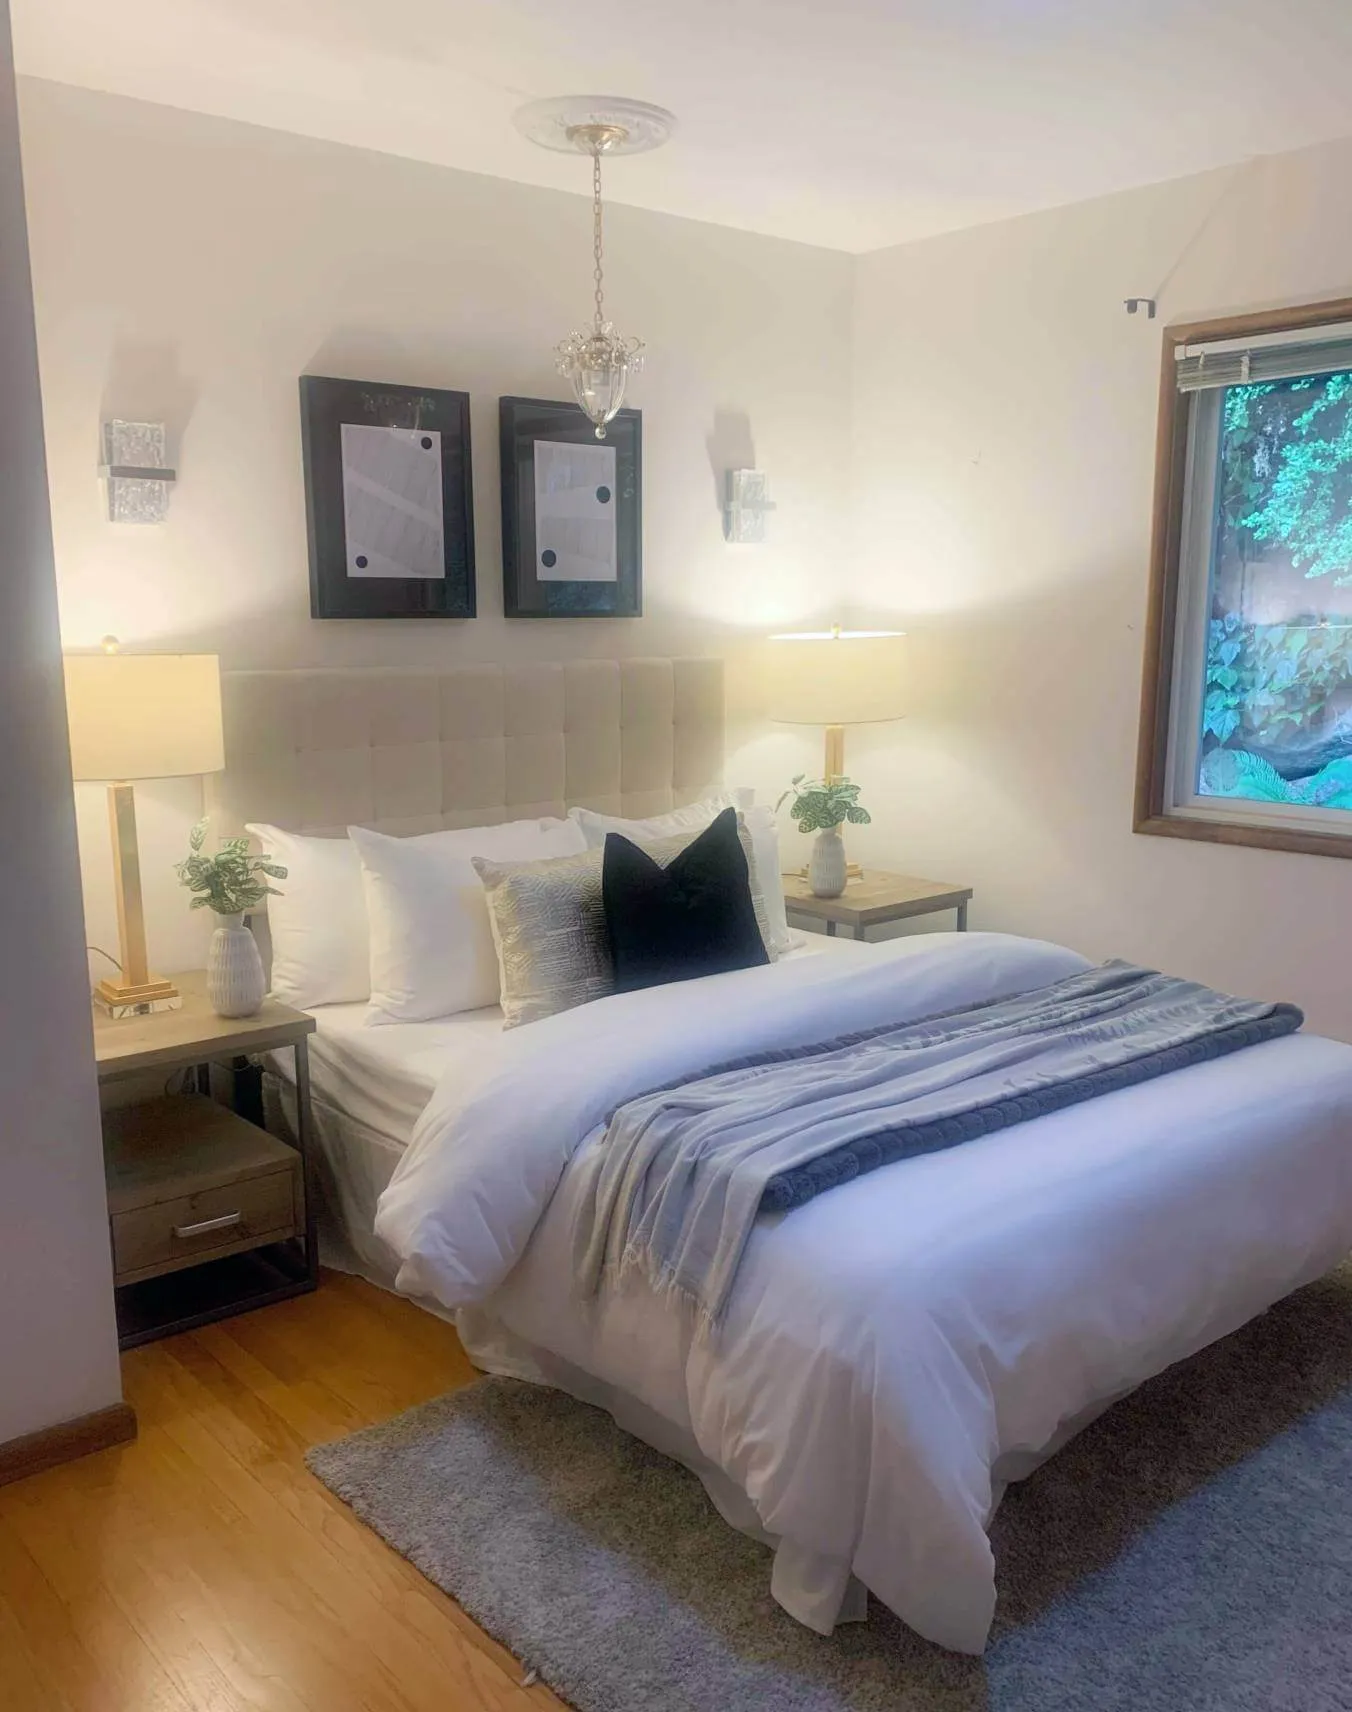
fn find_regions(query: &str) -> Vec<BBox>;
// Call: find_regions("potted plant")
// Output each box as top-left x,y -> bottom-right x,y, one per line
778,775 -> 872,898
175,819 -> 287,1017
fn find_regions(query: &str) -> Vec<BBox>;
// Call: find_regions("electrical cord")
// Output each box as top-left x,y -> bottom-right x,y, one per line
87,944 -> 123,974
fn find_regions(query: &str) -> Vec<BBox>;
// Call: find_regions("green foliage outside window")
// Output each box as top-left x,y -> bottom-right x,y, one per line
1221,376 -> 1352,583
1200,746 -> 1352,811
1200,370 -> 1352,807
1204,613 -> 1352,746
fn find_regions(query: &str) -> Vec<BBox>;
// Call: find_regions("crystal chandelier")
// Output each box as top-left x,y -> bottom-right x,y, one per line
514,98 -> 677,441
556,128 -> 640,439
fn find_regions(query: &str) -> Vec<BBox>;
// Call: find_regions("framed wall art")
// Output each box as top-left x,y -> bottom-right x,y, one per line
299,375 -> 475,619
499,396 -> 642,618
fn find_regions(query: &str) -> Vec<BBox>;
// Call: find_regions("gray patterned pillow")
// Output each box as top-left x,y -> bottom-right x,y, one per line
475,818 -> 772,1029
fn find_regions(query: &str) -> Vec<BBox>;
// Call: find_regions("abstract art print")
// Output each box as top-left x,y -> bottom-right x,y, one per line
500,397 -> 641,617
300,376 -> 475,619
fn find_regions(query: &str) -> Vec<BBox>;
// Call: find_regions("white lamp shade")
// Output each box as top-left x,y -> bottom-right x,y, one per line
64,652 -> 225,781
766,630 -> 906,726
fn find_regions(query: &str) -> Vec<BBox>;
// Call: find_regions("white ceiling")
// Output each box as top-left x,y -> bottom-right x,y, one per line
14,0 -> 1352,253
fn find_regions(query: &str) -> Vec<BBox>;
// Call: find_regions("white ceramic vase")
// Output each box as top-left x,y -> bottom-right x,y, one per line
207,913 -> 266,1018
809,828 -> 848,898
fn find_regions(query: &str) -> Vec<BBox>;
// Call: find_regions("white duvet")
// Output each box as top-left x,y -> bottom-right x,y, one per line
376,932 -> 1352,1653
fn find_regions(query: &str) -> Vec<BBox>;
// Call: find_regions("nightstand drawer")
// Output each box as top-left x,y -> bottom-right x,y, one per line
111,1164 -> 298,1284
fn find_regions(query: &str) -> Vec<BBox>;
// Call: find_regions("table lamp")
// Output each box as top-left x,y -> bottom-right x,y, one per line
64,643 -> 225,1014
767,626 -> 906,875
767,626 -> 906,779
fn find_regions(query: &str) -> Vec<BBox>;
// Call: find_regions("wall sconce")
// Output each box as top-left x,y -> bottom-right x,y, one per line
100,420 -> 177,523
724,468 -> 776,543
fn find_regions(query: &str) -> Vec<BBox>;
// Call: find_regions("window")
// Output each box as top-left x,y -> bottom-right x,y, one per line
1137,299 -> 1352,858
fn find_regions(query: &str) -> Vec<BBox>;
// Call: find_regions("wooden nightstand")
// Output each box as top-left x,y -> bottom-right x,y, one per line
784,871 -> 973,940
93,973 -> 318,1349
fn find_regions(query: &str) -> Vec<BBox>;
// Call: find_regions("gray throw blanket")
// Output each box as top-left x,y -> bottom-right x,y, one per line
571,960 -> 1302,1327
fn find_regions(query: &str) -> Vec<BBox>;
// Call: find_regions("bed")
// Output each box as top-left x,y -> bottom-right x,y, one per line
214,656 -> 729,1287
212,660 -> 1352,1656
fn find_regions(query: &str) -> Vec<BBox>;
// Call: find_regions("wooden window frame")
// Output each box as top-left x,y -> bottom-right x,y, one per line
1134,294 -> 1352,861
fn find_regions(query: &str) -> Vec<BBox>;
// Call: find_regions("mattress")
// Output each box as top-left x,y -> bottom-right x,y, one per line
287,1001 -> 510,1145
265,1002 -> 502,1288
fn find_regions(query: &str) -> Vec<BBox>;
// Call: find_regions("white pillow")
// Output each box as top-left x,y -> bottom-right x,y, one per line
351,817 -> 588,1025
568,794 -> 794,957
739,805 -> 793,957
569,796 -> 732,842
246,825 -> 369,1009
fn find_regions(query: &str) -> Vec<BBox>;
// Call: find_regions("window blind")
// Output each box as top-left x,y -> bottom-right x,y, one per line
1176,325 -> 1352,393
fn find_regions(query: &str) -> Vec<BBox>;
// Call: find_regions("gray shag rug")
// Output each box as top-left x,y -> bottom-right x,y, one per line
308,1266 -> 1352,1712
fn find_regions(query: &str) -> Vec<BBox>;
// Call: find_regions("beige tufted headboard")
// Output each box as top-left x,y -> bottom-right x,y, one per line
206,657 -> 725,839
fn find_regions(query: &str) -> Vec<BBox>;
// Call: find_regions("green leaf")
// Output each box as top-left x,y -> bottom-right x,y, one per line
1301,756 -> 1352,806
1199,748 -> 1294,803
176,815 -> 284,913
779,772 -> 868,830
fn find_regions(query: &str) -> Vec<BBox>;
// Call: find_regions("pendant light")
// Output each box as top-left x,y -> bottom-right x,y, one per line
514,97 -> 677,440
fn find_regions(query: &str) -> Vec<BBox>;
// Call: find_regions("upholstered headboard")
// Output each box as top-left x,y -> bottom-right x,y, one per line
206,658 -> 725,839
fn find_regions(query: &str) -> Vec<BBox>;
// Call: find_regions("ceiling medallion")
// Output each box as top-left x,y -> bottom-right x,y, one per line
514,97 -> 677,440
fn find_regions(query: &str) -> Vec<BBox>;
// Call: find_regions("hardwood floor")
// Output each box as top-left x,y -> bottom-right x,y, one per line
0,1272 -> 566,1712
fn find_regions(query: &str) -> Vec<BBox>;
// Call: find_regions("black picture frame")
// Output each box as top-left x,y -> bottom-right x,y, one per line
300,375 -> 476,619
500,396 -> 642,618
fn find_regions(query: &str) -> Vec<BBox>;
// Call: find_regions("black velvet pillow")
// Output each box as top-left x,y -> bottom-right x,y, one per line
602,807 -> 771,995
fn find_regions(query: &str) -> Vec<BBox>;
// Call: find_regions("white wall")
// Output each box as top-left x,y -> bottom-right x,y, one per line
16,79 -> 854,974
0,8 -> 123,1443
853,140 -> 1352,1038
23,77 -> 1352,1042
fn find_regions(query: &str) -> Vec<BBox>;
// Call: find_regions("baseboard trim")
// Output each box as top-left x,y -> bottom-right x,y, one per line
0,1401 -> 138,1488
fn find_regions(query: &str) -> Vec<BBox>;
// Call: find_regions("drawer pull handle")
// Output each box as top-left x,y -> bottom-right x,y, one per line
172,1212 -> 243,1240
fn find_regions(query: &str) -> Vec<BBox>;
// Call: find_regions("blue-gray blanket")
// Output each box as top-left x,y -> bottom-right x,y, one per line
571,960 -> 1302,1326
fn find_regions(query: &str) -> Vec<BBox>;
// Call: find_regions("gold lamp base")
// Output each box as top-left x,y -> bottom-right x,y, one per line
93,975 -> 181,1018
94,781 -> 182,1017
